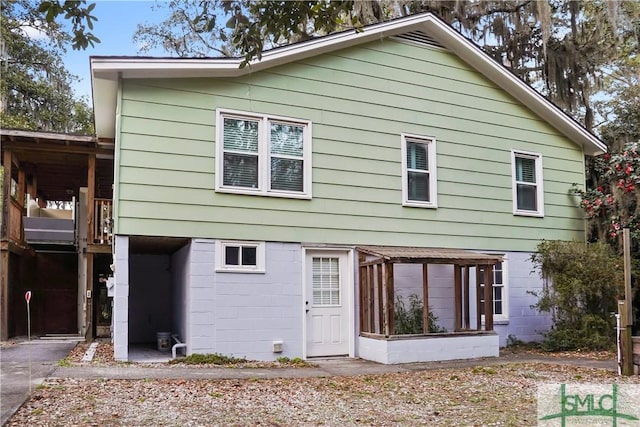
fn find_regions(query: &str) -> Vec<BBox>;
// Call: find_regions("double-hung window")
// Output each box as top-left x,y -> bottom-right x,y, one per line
479,258 -> 508,322
401,134 -> 437,207
511,150 -> 544,216
216,109 -> 312,198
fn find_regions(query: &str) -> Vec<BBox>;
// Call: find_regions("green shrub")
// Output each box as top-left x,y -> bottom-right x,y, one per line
276,356 -> 314,367
170,353 -> 246,365
394,293 -> 446,334
530,240 -> 623,351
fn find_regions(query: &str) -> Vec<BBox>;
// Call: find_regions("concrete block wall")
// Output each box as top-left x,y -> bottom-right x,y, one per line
171,244 -> 190,347
494,251 -> 551,346
188,240 -> 304,360
188,239 -> 216,354
113,235 -> 129,361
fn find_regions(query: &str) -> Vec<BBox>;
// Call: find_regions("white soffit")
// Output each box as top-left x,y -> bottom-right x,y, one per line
91,13 -> 606,156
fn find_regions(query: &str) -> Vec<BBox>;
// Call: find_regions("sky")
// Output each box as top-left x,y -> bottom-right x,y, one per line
64,0 -> 170,99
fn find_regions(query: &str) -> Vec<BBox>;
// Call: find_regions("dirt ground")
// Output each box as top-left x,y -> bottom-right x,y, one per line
7,341 -> 640,426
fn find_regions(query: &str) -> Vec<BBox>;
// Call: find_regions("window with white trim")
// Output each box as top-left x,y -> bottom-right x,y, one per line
479,258 -> 508,322
401,134 -> 437,207
215,240 -> 265,273
216,109 -> 312,198
511,150 -> 544,216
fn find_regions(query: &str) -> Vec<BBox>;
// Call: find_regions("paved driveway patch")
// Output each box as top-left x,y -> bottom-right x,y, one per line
1,340 -> 76,426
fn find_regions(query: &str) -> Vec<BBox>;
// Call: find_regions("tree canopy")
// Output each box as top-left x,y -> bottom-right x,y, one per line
1,0 -> 95,133
131,0 -> 638,135
36,0 -> 638,135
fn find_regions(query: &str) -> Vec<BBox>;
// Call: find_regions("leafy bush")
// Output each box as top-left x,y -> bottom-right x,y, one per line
394,293 -> 446,334
170,353 -> 246,365
276,356 -> 314,367
530,240 -> 623,351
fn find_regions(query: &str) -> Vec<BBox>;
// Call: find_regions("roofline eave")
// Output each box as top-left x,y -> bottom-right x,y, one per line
90,12 -> 607,156
417,19 -> 607,157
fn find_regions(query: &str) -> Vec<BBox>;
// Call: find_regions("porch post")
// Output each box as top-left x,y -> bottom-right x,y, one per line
483,265 -> 494,331
361,265 -> 370,333
376,263 -> 383,335
0,250 -> 8,340
367,265 -> 375,331
358,268 -> 366,333
87,154 -> 96,245
86,253 -> 94,340
454,264 -> 462,331
17,168 -> 25,241
383,262 -> 394,336
463,265 -> 470,330
26,168 -> 37,201
422,263 -> 429,334
1,149 -> 12,340
2,149 -> 12,240
17,168 -> 25,207
475,265 -> 482,330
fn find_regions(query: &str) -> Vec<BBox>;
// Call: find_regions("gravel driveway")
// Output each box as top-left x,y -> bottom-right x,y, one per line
8,362 -> 640,426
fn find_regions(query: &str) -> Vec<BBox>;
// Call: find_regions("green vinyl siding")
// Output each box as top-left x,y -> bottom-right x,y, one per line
115,38 -> 586,251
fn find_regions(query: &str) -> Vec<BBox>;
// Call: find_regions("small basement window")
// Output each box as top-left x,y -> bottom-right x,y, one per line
216,240 -> 265,273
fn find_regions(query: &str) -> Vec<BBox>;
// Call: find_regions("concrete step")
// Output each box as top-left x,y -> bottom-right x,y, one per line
40,334 -> 84,342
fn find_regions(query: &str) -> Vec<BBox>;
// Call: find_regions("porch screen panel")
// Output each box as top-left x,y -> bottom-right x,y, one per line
312,257 -> 340,306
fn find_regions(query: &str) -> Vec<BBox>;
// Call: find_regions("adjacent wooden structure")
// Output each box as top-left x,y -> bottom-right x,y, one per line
0,129 -> 114,340
357,246 -> 502,338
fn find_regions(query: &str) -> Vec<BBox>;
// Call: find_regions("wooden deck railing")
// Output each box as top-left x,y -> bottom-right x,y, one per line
9,199 -> 24,242
93,198 -> 113,245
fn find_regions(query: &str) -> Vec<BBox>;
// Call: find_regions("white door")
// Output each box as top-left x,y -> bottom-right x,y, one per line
305,251 -> 350,357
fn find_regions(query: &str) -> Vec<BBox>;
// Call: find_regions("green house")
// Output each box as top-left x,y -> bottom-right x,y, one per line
91,13 -> 605,363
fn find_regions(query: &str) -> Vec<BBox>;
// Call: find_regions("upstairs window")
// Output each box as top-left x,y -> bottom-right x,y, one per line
216,109 -> 312,198
401,134 -> 437,208
512,150 -> 544,217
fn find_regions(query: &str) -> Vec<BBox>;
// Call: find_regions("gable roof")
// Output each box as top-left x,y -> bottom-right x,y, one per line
90,12 -> 606,155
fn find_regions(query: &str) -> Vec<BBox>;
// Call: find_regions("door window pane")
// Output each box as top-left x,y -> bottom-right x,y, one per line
312,257 -> 340,305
